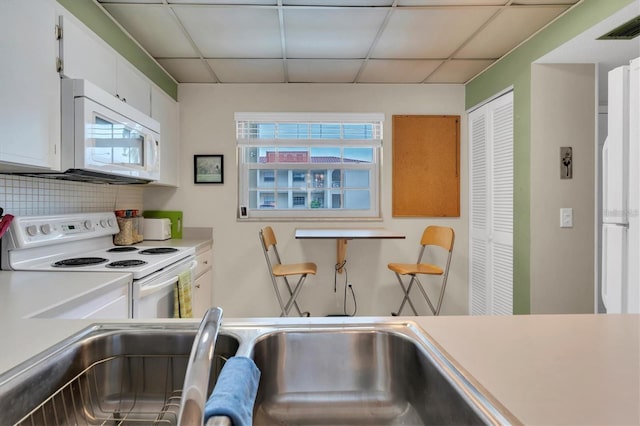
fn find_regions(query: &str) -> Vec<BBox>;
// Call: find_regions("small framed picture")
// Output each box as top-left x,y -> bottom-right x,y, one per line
239,205 -> 248,218
194,155 -> 223,184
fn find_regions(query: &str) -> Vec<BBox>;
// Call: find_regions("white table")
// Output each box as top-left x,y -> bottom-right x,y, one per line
295,228 -> 405,273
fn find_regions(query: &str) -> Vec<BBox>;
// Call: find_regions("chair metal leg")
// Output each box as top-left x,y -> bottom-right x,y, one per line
270,275 -> 289,317
270,273 -> 310,317
283,276 -> 310,317
414,277 -> 437,316
392,273 -> 419,316
282,275 -> 308,316
393,273 -> 447,316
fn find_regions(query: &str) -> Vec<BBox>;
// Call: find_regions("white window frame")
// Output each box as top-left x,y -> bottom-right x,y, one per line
236,112 -> 384,220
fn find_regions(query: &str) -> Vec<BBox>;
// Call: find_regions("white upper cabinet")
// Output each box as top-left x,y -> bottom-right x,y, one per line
0,0 -> 60,171
58,12 -> 117,96
58,9 -> 151,116
116,60 -> 152,116
150,86 -> 180,187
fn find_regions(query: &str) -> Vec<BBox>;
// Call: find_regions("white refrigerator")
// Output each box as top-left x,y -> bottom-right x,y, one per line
602,57 -> 640,314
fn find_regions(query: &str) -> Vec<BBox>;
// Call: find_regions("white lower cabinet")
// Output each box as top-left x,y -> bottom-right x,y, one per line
0,0 -> 60,171
193,247 -> 213,318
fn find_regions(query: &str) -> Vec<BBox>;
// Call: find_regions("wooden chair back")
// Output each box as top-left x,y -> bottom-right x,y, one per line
420,226 -> 455,252
260,226 -> 277,251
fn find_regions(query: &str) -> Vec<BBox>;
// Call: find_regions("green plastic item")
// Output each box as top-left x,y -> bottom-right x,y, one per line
143,211 -> 183,239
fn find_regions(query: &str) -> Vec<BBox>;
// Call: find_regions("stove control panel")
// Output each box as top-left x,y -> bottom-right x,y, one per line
4,212 -> 120,249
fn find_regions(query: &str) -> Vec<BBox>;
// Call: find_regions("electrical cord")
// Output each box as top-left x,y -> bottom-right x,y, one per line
334,260 -> 357,316
344,280 -> 357,317
334,260 -> 346,293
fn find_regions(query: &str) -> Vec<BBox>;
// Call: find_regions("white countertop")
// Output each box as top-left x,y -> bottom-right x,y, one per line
0,271 -> 131,374
0,265 -> 638,424
0,271 -> 131,319
138,227 -> 213,253
417,314 -> 640,425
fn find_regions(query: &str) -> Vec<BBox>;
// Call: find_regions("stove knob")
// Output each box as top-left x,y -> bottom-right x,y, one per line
40,224 -> 52,235
100,219 -> 108,228
84,220 -> 92,230
107,218 -> 115,228
26,225 -> 38,236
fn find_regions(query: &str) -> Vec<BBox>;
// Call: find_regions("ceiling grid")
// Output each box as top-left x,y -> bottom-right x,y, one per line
98,0 -> 583,84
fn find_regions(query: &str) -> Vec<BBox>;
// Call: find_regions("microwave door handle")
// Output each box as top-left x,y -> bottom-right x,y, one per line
149,135 -> 160,169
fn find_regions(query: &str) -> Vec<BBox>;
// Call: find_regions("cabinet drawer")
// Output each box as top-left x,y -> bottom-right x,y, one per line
195,249 -> 213,278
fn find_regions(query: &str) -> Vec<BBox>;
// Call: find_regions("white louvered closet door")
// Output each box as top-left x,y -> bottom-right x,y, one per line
469,91 -> 514,315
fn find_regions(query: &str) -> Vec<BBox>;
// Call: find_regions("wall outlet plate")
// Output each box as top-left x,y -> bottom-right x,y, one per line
560,207 -> 573,228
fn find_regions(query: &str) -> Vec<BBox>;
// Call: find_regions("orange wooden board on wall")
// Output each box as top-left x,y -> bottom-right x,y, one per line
392,115 -> 460,217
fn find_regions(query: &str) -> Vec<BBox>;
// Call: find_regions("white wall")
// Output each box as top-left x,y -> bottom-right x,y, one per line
530,64 -> 596,314
144,83 -> 468,317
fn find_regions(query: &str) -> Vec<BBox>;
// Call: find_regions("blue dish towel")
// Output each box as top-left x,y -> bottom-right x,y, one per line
204,356 -> 261,426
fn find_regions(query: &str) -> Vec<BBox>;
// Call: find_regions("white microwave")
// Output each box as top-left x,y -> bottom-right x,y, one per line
59,79 -> 160,184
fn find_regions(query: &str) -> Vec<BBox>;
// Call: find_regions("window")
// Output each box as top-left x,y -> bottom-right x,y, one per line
236,112 -> 383,219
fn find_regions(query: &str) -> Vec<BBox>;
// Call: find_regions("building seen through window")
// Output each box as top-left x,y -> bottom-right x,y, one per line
236,113 -> 383,219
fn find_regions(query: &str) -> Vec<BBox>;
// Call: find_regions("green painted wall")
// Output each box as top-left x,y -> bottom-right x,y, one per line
465,0 -> 635,314
56,0 -> 178,100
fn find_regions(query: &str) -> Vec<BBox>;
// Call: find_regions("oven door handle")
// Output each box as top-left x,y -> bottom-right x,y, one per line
139,260 -> 198,298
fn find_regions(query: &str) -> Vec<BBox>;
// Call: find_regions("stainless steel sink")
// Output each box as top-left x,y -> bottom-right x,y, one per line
0,320 -> 517,426
249,325 -> 515,425
0,324 -> 238,425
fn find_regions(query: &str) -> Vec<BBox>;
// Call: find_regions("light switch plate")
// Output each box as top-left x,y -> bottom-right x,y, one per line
560,208 -> 573,228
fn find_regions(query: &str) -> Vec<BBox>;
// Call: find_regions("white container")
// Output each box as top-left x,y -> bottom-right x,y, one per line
143,218 -> 171,241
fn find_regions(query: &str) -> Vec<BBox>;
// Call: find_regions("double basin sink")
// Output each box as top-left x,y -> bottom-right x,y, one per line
0,319 -> 517,425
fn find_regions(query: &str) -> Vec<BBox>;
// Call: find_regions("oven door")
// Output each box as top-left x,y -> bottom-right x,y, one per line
133,257 -> 197,319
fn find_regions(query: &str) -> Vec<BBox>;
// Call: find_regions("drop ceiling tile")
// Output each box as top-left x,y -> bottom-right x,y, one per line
170,0 -> 275,3
98,0 -> 161,3
398,0 -> 506,5
287,59 -> 363,82
157,58 -> 216,83
102,4 -> 195,57
284,0 -> 393,5
455,5 -> 568,58
284,9 -> 388,58
512,0 -> 579,4
207,59 -> 285,83
357,59 -> 443,83
173,6 -> 282,58
425,59 -> 494,83
372,7 -> 499,58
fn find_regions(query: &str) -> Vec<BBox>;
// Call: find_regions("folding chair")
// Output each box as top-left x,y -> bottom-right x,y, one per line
259,226 -> 317,317
389,226 -> 455,316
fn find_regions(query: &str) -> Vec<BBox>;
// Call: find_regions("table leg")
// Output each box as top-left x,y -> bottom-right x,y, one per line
337,238 -> 347,273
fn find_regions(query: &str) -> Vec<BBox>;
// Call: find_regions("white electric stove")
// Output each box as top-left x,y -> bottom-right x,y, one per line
1,212 -> 196,319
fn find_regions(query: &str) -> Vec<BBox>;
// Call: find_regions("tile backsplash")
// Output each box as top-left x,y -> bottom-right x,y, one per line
0,175 -> 143,216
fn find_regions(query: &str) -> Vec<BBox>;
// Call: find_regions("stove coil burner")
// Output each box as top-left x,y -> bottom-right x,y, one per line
106,259 -> 148,268
139,248 -> 179,255
107,246 -> 139,253
53,257 -> 109,267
